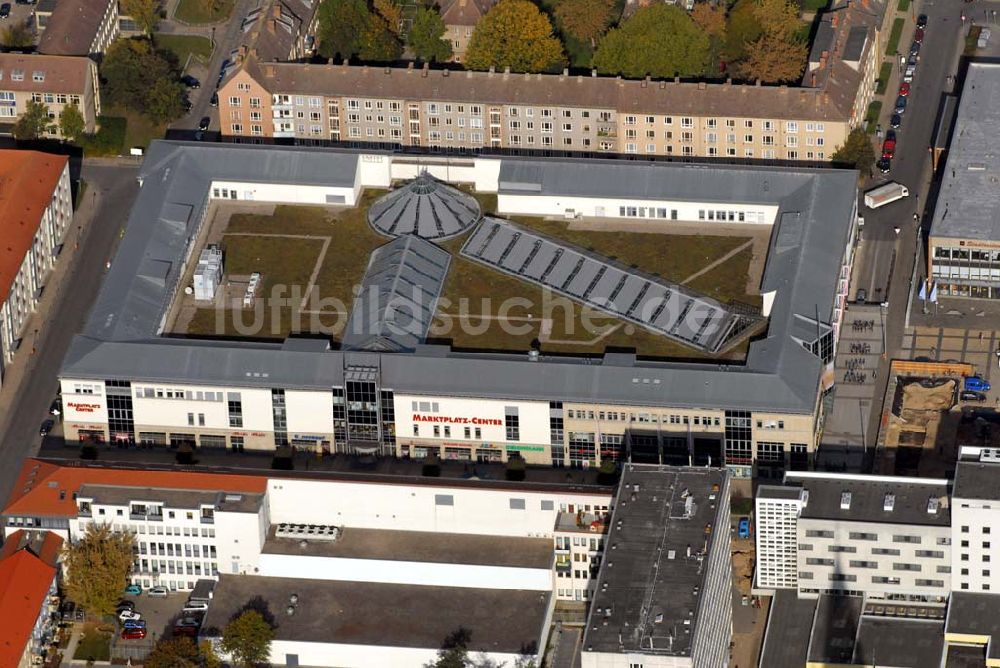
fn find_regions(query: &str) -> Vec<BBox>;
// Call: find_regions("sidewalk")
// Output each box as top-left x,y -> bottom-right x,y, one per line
872,5 -> 919,147
0,184 -> 103,438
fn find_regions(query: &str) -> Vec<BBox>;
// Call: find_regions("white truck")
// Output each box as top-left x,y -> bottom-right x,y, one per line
864,182 -> 909,209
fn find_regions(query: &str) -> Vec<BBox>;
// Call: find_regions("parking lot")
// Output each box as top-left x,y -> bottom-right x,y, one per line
113,590 -> 202,661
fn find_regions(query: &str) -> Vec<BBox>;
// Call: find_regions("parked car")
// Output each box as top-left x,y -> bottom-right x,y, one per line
903,65 -> 916,83
116,600 -> 136,613
198,116 -> 210,131
0,4 -> 11,18
39,419 -> 54,436
148,586 -> 169,598
961,390 -> 987,402
886,129 -> 896,143
124,584 -> 142,596
890,114 -> 902,129
856,288 -> 868,303
908,53 -> 919,67
118,609 -> 141,623
882,138 -> 896,159
180,75 -> 200,89
898,82 -> 910,97
122,619 -> 146,630
914,27 -> 925,43
894,96 -> 908,114
209,91 -> 218,107
121,627 -> 147,640
909,41 -> 921,56
876,157 -> 891,174
917,13 -> 927,29
182,600 -> 209,613
737,517 -> 751,538
965,376 -> 992,392
174,624 -> 198,638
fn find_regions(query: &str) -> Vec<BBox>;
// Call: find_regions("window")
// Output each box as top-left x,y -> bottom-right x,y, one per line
505,407 -> 520,441
509,498 -> 526,510
434,494 -> 454,506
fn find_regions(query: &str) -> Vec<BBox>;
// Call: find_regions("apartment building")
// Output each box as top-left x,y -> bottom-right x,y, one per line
36,0 -> 121,58
220,59 -> 852,159
0,151 -> 73,388
951,455 -> 1000,594
238,0 -> 320,63
438,0 -> 494,62
553,508 -> 609,605
756,472 -> 952,602
0,531 -> 62,668
928,63 -> 1000,300
0,53 -> 102,136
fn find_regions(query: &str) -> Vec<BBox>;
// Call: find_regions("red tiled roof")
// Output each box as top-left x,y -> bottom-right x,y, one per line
3,459 -> 268,519
0,151 -> 69,303
0,529 -> 64,568
0,549 -> 56,667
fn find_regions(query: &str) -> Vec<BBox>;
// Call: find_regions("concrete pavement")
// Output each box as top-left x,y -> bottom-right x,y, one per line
0,161 -> 139,506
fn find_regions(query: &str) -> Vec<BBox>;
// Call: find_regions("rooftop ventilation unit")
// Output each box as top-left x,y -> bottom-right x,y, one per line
981,449 -> 1000,463
927,497 -> 940,515
276,523 -> 342,542
883,493 -> 895,512
801,490 -> 810,507
840,492 -> 852,510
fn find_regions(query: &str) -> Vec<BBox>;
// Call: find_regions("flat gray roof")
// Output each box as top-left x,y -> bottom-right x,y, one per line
262,526 -> 552,569
76,484 -> 264,513
854,617 -> 944,668
947,592 -> 1000,660
953,461 -> 1000,501
461,218 -> 759,353
786,473 -> 951,526
756,485 -> 804,501
581,465 -> 727,657
929,62 -> 1000,241
201,574 -> 549,653
62,142 -> 858,416
341,235 -> 451,352
759,590 -> 816,668
808,594 -> 863,664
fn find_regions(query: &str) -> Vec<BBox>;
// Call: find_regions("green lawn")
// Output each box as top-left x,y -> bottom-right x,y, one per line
77,116 -> 127,157
885,17 -> 905,56
73,624 -> 111,662
897,0 -> 910,11
800,0 -> 829,12
965,26 -> 982,55
173,0 -> 234,24
155,33 -> 214,68
865,100 -> 882,133
875,61 -> 893,95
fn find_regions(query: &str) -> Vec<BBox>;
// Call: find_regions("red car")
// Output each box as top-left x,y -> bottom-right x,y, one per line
121,627 -> 147,640
913,27 -> 924,43
882,138 -> 896,159
898,82 -> 910,97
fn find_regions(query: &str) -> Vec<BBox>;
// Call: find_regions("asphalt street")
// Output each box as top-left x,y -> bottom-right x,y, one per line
0,162 -> 139,506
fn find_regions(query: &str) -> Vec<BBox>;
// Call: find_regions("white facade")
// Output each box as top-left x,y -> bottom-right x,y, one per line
0,158 -> 72,385
245,638 -> 526,668
951,492 -> 999,595
553,512 -> 608,603
755,491 -> 803,590
209,180 -> 359,206
394,394 -> 551,451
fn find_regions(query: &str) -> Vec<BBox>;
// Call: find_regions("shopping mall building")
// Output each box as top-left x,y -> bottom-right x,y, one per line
59,141 -> 859,476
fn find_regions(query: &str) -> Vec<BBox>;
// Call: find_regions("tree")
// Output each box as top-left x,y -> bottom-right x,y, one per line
102,38 -> 179,112
221,610 -> 274,668
145,638 -> 201,668
832,127 -> 876,174
425,628 -> 472,668
13,101 -> 54,140
734,31 -> 806,82
464,0 -> 566,74
553,0 -> 617,45
59,104 -> 86,142
593,4 -> 710,78
317,0 -> 370,59
358,13 -> 403,61
145,77 -> 187,123
722,0 -> 763,62
62,523 -> 136,618
121,0 -> 160,36
373,0 -> 402,35
408,7 -> 452,62
753,0 -> 801,38
691,1 -> 726,39
1,22 -> 34,48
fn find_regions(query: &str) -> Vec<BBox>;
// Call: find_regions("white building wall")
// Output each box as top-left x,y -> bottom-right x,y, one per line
259,638 -> 524,668
215,507 -> 269,576
284,389 -> 334,436
131,387 -> 231,431
257,553 -> 552,590
754,493 -> 802,590
950,497 -> 997,594
267,478 -> 611,537
472,157 -> 503,192
209,181 -> 358,206
233,387 -> 276,432
496,194 -> 780,226
60,379 -> 109,427
356,153 -> 392,188
393,394 -> 551,446
389,159 -> 480,185
582,652 -> 693,668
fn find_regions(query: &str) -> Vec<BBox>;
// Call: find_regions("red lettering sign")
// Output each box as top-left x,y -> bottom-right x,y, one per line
412,414 -> 503,426
67,402 -> 102,413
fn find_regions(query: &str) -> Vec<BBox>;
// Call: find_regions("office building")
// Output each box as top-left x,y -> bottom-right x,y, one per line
0,151 -> 73,387
58,141 -> 860,475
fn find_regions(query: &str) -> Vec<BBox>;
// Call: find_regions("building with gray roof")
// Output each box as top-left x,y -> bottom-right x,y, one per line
59,141 -> 858,472
581,465 -> 731,668
928,62 -> 1000,300
368,174 -> 481,240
